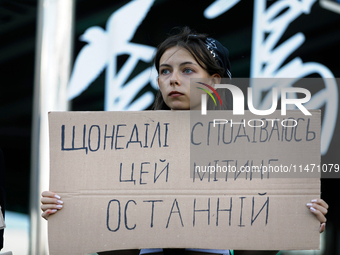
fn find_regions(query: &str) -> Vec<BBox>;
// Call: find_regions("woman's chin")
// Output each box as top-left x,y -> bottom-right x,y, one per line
164,100 -> 184,110
169,104 -> 190,111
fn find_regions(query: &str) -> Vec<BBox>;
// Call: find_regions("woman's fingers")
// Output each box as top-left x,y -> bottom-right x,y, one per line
41,197 -> 63,205
41,194 -> 63,210
306,202 -> 328,215
41,191 -> 63,220
41,209 -> 58,220
306,199 -> 328,233
319,223 -> 326,233
306,198 -> 328,216
42,190 -> 61,199
308,205 -> 327,223
41,191 -> 62,206
41,203 -> 63,212
317,199 -> 329,209
310,198 -> 328,209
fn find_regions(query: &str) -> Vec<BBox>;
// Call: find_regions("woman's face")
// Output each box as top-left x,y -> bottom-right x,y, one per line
157,46 -> 218,110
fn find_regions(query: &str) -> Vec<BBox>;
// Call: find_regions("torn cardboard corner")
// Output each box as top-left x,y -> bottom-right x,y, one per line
48,110 -> 321,255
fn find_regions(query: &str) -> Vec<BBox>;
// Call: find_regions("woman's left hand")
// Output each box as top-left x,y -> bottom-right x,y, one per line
306,198 -> 328,233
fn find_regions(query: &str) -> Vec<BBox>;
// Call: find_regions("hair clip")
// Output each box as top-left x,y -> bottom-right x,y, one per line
205,38 -> 218,58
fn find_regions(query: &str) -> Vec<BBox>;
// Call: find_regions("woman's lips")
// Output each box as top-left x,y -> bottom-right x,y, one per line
169,91 -> 184,97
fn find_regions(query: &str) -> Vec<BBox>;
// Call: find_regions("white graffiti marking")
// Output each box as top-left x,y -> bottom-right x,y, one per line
250,0 -> 338,155
67,0 -> 156,111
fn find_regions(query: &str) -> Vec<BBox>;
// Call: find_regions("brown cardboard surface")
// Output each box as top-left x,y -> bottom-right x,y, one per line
48,110 -> 321,254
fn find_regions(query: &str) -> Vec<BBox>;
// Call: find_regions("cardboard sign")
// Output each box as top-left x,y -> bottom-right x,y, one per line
48,110 -> 321,254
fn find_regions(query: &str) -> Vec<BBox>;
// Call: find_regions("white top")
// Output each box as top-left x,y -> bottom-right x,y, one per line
140,248 -> 230,254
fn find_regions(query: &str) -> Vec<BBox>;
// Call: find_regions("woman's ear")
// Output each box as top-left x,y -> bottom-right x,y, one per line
211,73 -> 221,85
157,76 -> 160,88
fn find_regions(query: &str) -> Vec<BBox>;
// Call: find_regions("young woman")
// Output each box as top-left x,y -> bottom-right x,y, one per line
41,27 -> 328,255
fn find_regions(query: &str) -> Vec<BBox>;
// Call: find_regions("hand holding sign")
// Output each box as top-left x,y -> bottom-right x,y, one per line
306,198 -> 328,233
40,191 -> 63,220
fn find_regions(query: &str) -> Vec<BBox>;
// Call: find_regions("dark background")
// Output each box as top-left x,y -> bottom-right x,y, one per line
0,0 -> 339,253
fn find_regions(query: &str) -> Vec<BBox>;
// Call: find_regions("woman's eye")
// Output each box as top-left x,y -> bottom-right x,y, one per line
161,69 -> 170,75
183,68 -> 193,73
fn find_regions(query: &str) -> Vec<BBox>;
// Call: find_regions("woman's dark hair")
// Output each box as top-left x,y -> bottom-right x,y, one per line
153,27 -> 232,110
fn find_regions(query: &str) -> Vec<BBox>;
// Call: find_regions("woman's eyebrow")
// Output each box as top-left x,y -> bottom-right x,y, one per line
160,61 -> 197,67
159,63 -> 171,68
180,61 -> 197,66
159,61 -> 197,68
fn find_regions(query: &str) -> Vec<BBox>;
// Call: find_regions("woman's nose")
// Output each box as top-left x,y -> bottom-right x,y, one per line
170,71 -> 180,86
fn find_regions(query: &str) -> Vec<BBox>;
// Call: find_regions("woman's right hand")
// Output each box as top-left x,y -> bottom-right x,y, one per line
41,191 -> 63,220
